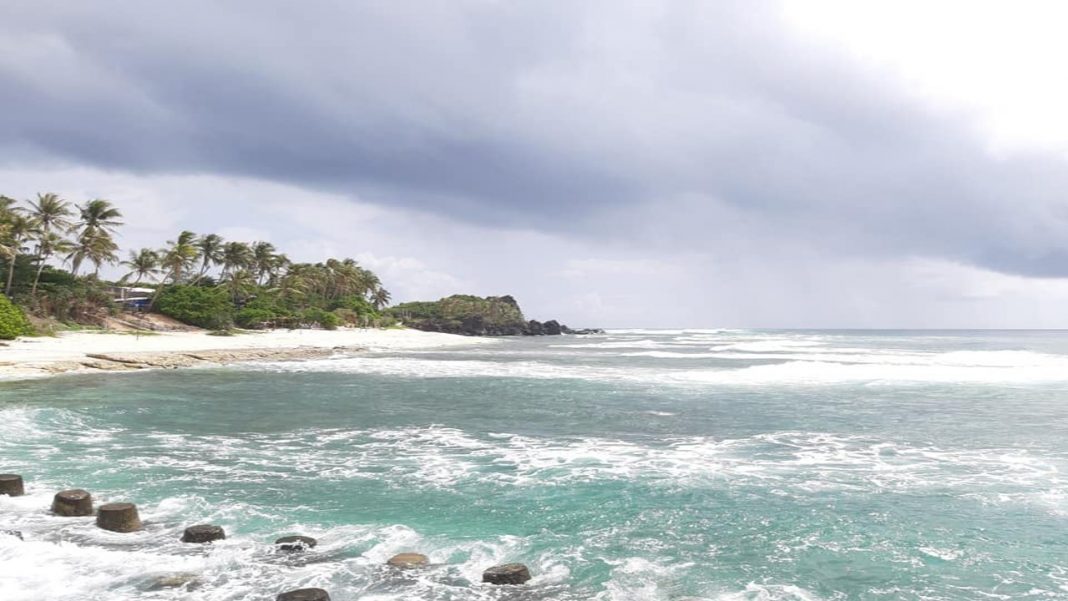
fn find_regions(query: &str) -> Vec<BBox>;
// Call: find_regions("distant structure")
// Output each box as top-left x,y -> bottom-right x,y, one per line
108,286 -> 155,310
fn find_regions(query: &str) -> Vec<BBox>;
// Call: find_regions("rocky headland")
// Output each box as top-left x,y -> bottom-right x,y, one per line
385,294 -> 603,337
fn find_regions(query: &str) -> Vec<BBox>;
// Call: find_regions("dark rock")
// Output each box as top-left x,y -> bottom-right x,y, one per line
277,588 -> 330,601
482,563 -> 532,585
562,326 -> 605,335
525,320 -> 545,335
0,474 -> 25,497
1,530 -> 22,540
181,524 -> 225,543
542,320 -> 563,335
96,502 -> 142,533
275,535 -> 318,552
387,552 -> 428,569
52,489 -> 93,516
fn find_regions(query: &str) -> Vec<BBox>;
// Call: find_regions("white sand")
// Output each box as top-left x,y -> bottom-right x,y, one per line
0,328 -> 493,380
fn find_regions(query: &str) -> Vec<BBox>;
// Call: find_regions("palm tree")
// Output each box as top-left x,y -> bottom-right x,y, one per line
371,287 -> 392,310
4,213 -> 33,296
30,230 -> 74,295
76,199 -> 123,235
120,248 -> 161,285
252,241 -> 278,285
68,230 -> 119,278
28,193 -> 74,234
70,199 -> 122,276
0,196 -> 18,215
219,268 -> 258,304
159,231 -> 200,285
221,242 -> 253,276
194,234 -> 225,282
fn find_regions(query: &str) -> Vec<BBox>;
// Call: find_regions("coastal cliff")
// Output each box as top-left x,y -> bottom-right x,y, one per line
386,294 -> 601,337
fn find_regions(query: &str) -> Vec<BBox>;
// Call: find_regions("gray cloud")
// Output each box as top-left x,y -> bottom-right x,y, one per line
2,0 -> 1068,283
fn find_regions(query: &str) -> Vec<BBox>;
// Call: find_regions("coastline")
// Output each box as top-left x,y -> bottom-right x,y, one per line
0,328 -> 493,381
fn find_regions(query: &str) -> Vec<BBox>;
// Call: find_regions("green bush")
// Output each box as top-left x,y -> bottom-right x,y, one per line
0,295 -> 33,339
235,307 -> 278,329
320,312 -> 340,330
330,295 -> 377,315
300,307 -> 339,330
156,285 -> 233,330
332,308 -> 359,325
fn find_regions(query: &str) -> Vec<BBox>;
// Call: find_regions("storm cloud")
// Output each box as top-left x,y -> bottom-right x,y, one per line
2,1 -> 1067,326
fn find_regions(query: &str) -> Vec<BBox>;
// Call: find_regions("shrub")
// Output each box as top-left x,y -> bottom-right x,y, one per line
320,311 -> 340,330
300,307 -> 339,330
330,295 -> 377,315
235,308 -> 278,329
332,308 -> 359,325
156,285 -> 233,330
0,295 -> 33,339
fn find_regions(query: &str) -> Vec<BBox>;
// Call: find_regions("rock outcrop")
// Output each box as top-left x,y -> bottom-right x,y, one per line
275,535 -> 317,552
181,524 -> 226,543
387,553 -> 429,569
387,295 -> 602,337
482,563 -> 532,585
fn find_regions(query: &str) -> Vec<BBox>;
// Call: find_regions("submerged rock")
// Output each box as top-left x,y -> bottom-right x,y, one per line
145,573 -> 200,591
96,502 -> 142,533
387,552 -> 429,569
181,524 -> 226,543
482,563 -> 532,585
275,535 -> 318,552
277,588 -> 331,601
52,489 -> 93,516
0,474 -> 25,497
1,530 -> 22,540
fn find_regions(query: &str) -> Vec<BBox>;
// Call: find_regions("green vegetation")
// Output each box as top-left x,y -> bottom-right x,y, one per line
156,285 -> 234,330
386,294 -> 528,335
1,193 -> 394,335
0,294 -> 32,339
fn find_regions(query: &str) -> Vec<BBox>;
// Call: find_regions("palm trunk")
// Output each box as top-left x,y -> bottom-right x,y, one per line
31,259 -> 48,296
5,256 -> 15,297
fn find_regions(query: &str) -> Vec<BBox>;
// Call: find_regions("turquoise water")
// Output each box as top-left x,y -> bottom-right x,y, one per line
3,329 -> 1068,600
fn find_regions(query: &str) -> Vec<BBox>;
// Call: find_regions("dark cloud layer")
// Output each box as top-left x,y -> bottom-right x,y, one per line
2,1 -> 1068,276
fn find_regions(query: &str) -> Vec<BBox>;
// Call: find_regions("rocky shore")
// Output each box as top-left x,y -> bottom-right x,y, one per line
0,328 -> 492,380
65,346 -> 365,374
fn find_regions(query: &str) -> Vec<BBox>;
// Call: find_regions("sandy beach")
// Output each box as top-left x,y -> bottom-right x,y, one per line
0,328 -> 492,380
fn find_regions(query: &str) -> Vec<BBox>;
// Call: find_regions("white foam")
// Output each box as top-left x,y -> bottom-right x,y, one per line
243,345 -> 1068,385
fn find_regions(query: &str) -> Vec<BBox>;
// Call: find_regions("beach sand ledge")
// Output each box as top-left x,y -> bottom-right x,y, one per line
0,328 -> 490,380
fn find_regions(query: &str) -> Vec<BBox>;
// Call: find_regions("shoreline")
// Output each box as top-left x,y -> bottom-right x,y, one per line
0,328 -> 493,381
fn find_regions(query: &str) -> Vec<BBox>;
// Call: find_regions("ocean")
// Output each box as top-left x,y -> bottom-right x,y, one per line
2,329 -> 1068,600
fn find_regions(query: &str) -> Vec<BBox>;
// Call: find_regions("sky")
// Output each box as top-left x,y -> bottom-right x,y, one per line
2,0 -> 1068,328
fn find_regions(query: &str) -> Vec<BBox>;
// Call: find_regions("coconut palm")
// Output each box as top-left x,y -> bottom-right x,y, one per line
221,241 -> 253,276
251,241 -> 278,285
30,230 -> 74,295
0,195 -> 18,216
28,193 -> 74,234
120,248 -> 161,285
194,234 -> 224,282
219,268 -> 258,304
67,229 -> 118,278
371,287 -> 392,310
69,199 -> 122,276
3,213 -> 34,296
159,231 -> 200,285
76,199 -> 123,235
